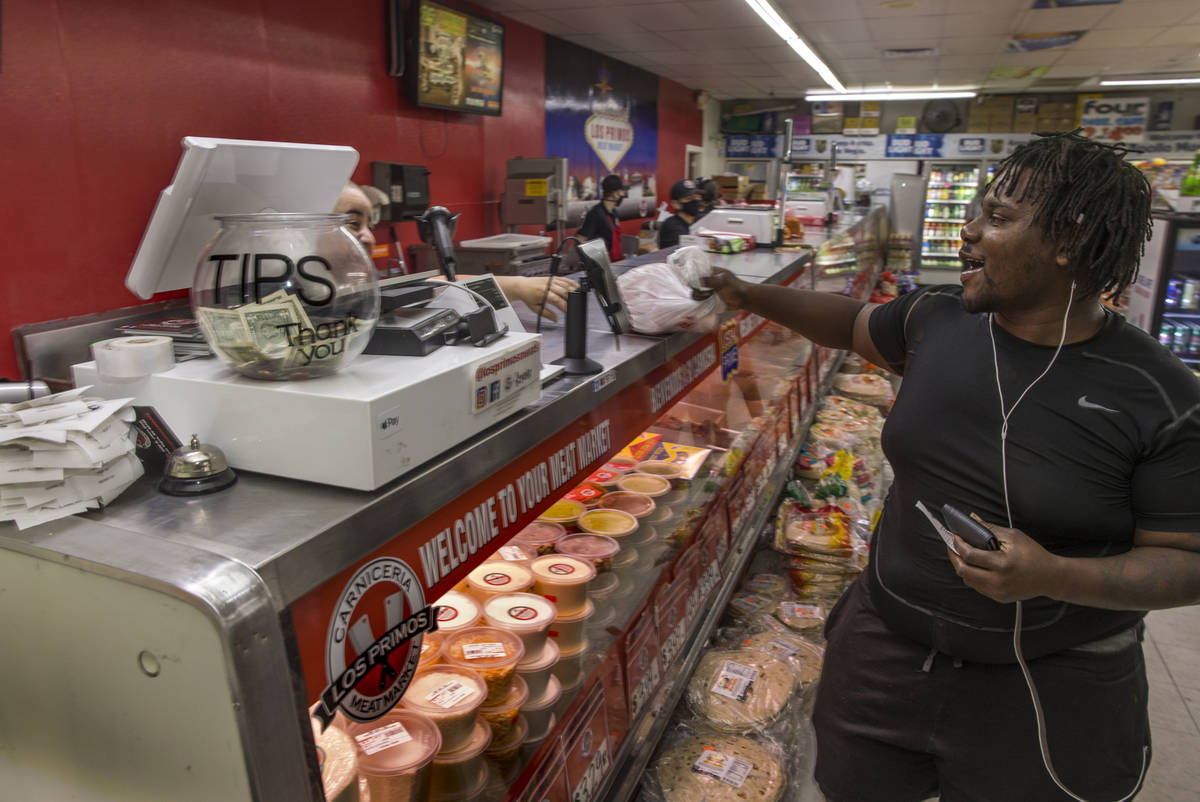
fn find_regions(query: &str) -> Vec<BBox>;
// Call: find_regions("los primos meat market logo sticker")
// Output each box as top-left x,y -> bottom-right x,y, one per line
315,557 -> 436,728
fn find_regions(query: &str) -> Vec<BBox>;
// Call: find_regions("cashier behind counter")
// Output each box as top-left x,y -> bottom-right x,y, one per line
336,183 -> 578,322
657,178 -> 702,250
576,174 -> 626,262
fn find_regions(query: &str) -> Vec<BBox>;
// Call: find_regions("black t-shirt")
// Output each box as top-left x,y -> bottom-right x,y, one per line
864,285 -> 1200,662
657,215 -> 691,249
577,202 -> 619,250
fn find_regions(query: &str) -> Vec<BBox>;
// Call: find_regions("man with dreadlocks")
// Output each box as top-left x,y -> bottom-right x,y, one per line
706,131 -> 1200,801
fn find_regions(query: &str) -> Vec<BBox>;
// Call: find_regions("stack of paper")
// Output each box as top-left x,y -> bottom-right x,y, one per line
0,387 -> 143,530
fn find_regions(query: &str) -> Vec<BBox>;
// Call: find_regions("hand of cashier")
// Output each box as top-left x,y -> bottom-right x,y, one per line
335,183 -> 579,322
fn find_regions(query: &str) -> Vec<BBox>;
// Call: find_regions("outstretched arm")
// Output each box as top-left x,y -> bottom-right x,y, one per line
704,267 -> 890,368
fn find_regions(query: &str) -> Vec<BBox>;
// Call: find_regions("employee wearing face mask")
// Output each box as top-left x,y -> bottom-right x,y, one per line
657,178 -> 702,249
576,174 -> 627,263
334,182 -> 578,321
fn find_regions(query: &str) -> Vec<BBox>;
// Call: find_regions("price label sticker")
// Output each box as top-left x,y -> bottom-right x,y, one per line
462,642 -> 507,659
765,638 -> 801,657
780,602 -> 822,619
692,750 -> 753,787
426,680 -> 475,708
711,660 -> 759,702
499,545 -> 528,561
354,721 -> 412,755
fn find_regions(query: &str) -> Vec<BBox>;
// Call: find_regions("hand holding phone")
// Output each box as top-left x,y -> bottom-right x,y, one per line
942,504 -> 1000,551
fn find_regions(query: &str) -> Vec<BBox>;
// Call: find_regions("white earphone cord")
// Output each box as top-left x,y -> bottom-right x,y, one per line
988,282 -> 1148,802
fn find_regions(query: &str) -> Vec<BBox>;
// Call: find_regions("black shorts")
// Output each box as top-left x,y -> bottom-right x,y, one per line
812,578 -> 1151,802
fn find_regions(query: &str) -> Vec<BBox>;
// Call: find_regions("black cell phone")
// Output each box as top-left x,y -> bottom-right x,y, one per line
942,504 -> 1000,551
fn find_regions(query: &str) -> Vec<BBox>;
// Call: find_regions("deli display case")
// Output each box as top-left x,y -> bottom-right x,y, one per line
0,208 -> 887,802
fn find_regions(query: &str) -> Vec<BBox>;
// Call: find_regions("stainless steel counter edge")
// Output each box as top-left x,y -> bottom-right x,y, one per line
0,524 -> 321,802
0,246 -> 816,611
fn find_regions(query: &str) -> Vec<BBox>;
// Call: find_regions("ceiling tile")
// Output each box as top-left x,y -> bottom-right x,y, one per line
865,15 -> 943,39
989,51 -> 1063,68
703,48 -> 773,65
501,10 -> 576,35
942,0 -> 1025,11
937,54 -> 1004,70
942,13 -> 1020,38
659,26 -> 781,49
724,63 -> 795,78
801,19 -> 874,44
608,31 -> 679,50
650,50 -> 712,65
1043,64 -> 1108,79
856,0 -> 949,18
776,0 -> 864,22
821,41 -> 884,59
1144,24 -> 1200,46
940,36 -> 1008,56
1095,1 -> 1197,28
557,33 -> 622,52
540,7 -> 633,32
1073,27 -> 1164,50
632,3 -> 723,32
1013,5 -> 1117,34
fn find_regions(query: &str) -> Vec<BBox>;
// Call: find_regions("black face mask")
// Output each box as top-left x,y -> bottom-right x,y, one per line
681,199 -> 702,217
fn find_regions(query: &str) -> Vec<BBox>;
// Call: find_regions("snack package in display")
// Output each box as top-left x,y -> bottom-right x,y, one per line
772,600 -> 827,636
685,649 -> 797,734
773,506 -> 855,558
740,629 -> 824,689
831,371 -> 895,409
647,730 -> 788,802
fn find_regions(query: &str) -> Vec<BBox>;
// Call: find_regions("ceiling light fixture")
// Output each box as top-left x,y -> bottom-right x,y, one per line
742,0 -> 844,92
1098,77 -> 1200,86
805,90 -> 977,101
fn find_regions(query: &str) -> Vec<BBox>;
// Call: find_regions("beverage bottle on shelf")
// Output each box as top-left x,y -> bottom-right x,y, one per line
1182,279 -> 1199,311
1174,325 -> 1190,354
1190,325 -> 1200,356
1181,150 -> 1200,196
1159,321 -> 1175,348
1165,280 -> 1182,308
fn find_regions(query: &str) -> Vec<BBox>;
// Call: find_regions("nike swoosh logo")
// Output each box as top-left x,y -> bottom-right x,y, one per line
1078,395 -> 1119,413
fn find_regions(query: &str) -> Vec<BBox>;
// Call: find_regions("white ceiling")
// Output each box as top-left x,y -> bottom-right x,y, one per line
470,0 -> 1200,98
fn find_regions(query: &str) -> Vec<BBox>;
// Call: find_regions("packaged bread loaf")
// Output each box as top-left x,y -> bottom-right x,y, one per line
653,734 -> 785,802
686,649 -> 796,733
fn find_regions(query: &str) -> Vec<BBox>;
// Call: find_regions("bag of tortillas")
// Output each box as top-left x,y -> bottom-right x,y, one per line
616,246 -> 726,334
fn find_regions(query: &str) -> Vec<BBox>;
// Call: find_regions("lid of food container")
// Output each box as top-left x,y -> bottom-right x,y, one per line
344,709 -> 442,776
433,591 -> 482,632
616,473 -> 671,497
512,521 -> 566,546
400,665 -> 487,716
596,491 -> 656,519
530,555 -> 597,585
467,561 -> 533,594
555,533 -> 620,563
577,508 -> 638,538
482,593 -> 558,633
442,627 -> 526,669
537,499 -> 586,524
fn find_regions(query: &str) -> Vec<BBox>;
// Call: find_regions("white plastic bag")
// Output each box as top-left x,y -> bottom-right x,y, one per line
617,247 -> 726,334
666,245 -> 714,289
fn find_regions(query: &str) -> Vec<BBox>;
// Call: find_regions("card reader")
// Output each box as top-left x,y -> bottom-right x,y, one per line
364,306 -> 461,356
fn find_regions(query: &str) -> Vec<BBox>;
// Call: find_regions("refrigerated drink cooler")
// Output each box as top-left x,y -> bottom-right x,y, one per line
917,162 -> 982,282
1125,211 -> 1200,371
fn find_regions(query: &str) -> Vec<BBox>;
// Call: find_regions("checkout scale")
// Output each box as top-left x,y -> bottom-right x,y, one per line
74,137 -> 625,491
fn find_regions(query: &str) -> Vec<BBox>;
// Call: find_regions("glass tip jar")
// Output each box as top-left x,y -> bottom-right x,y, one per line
190,213 -> 380,380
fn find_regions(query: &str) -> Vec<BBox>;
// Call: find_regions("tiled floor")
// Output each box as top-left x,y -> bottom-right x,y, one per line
1140,605 -> 1200,801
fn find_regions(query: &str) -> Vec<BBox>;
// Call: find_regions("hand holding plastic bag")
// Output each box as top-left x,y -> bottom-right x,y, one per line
617,246 -> 727,334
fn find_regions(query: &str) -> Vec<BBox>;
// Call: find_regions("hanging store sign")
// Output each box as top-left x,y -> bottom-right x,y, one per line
724,134 -> 780,159
1079,97 -> 1150,143
792,133 -> 1037,160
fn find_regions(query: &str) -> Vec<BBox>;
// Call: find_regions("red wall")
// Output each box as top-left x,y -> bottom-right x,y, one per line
0,1 -> 701,379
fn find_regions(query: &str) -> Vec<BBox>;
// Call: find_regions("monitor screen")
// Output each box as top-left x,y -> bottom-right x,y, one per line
408,0 -> 504,116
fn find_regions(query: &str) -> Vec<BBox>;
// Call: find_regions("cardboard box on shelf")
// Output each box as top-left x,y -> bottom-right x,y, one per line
967,119 -> 989,133
1037,117 -> 1076,133
1013,113 -> 1038,133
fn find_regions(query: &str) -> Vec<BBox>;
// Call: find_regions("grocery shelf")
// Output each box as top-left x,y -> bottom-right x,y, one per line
925,218 -> 965,223
1165,311 -> 1200,319
596,360 -> 842,802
